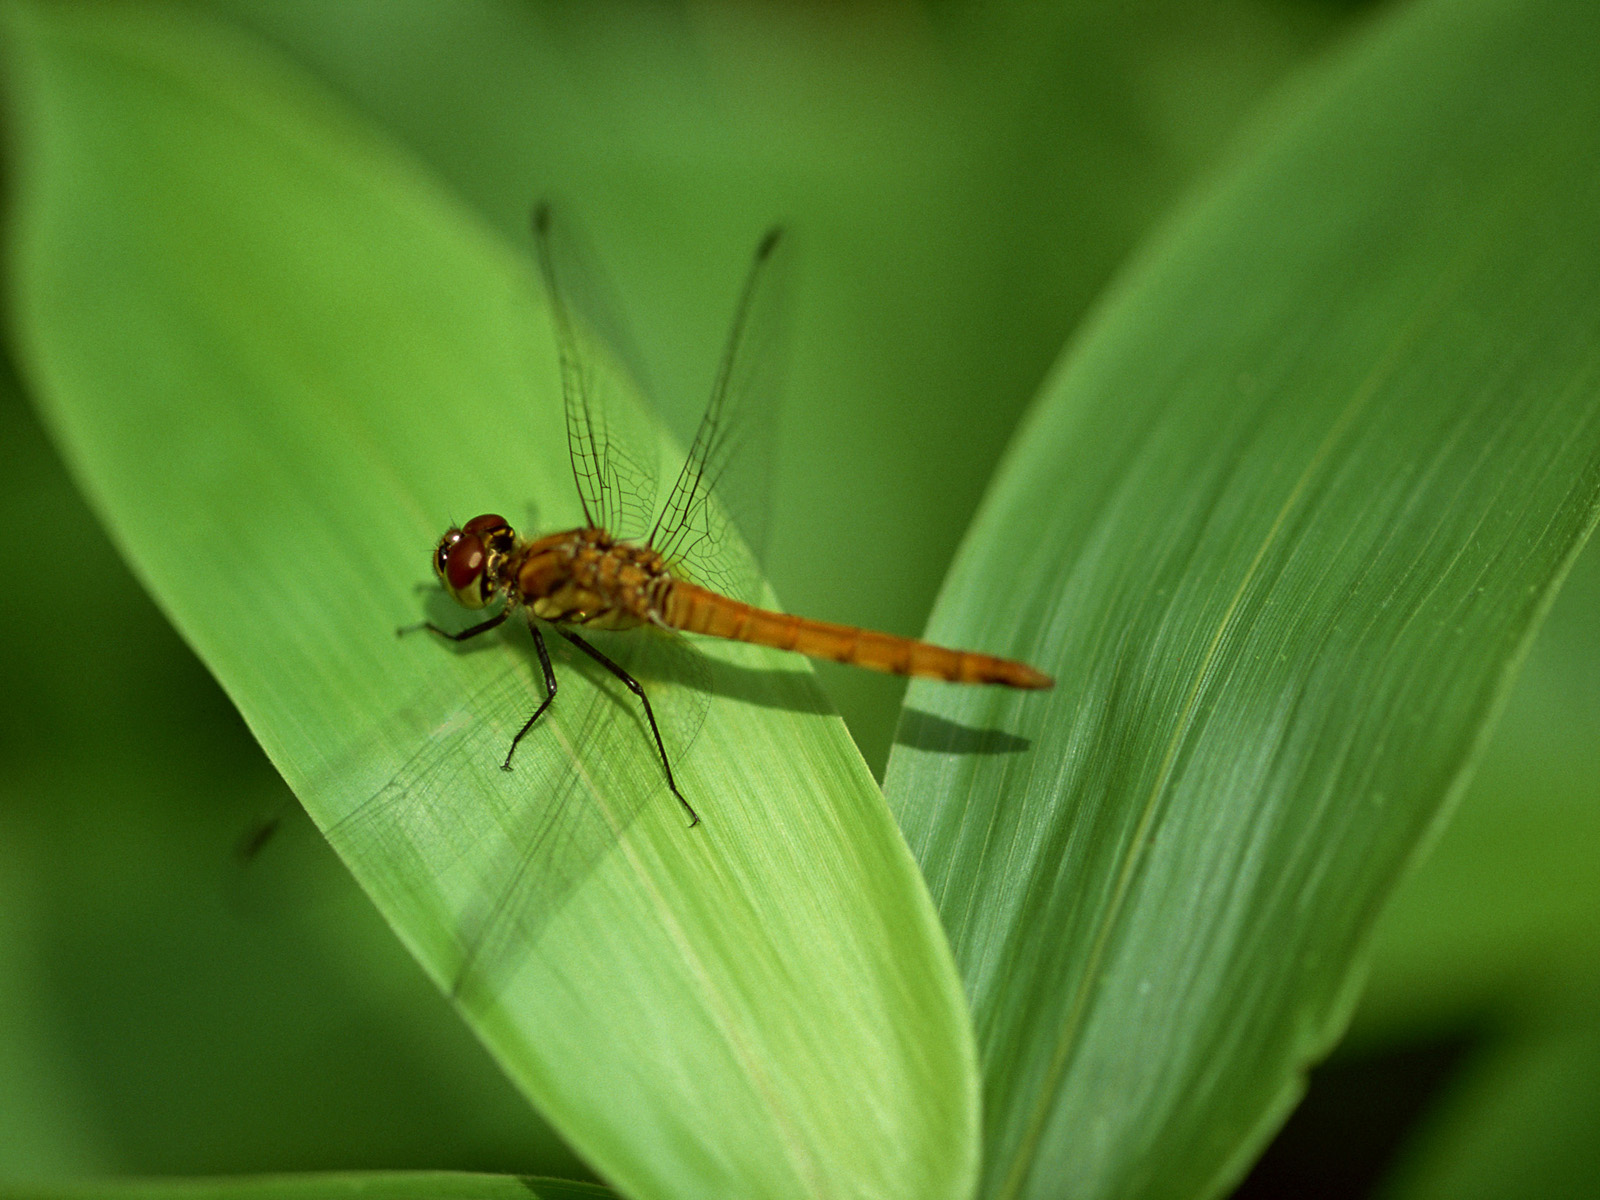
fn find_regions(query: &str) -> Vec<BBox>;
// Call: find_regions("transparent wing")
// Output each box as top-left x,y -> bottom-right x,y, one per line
528,206 -> 765,774
581,624 -> 713,779
532,202 -> 658,542
649,226 -> 791,604
352,218 -> 784,1002
328,629 -> 702,1005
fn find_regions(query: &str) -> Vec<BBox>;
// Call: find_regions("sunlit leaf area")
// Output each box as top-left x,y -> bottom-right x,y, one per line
2,2 -> 1597,1199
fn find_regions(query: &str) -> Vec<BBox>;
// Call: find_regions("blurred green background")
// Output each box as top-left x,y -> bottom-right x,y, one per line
1,1 -> 1595,1196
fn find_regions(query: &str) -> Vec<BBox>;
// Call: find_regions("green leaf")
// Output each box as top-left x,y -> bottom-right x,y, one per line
884,0 -> 1600,1196
2,5 -> 975,1199
1356,519 -> 1600,1042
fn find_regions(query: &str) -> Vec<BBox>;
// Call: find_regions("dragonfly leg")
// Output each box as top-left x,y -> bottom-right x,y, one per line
502,619 -> 559,772
557,628 -> 700,827
398,609 -> 510,641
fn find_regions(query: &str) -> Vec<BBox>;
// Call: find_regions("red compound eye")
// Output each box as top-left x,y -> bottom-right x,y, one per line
444,535 -> 486,592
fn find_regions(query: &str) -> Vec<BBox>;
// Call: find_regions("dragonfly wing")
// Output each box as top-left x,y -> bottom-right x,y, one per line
533,203 -> 659,542
326,644 -> 670,1006
577,624 -> 713,769
649,225 -> 791,605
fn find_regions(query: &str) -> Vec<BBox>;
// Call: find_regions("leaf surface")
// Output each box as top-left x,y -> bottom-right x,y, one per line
2,6 -> 976,1199
885,0 -> 1600,1195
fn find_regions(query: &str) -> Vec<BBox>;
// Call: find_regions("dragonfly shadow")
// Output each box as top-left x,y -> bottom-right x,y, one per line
894,708 -> 1034,756
330,647 -> 670,1011
688,654 -> 835,719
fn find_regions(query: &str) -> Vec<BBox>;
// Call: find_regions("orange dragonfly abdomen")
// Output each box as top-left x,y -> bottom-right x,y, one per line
660,580 -> 1054,689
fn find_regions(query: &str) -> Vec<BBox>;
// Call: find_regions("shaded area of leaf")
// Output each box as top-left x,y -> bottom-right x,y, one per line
895,709 -> 1034,757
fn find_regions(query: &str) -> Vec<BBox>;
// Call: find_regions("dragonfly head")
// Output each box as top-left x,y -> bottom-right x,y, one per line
434,513 -> 517,609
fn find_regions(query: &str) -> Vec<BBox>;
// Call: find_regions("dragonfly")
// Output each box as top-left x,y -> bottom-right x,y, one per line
411,203 -> 1052,828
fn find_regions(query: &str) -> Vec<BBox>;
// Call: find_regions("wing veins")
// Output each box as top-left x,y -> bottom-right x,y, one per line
649,227 -> 785,570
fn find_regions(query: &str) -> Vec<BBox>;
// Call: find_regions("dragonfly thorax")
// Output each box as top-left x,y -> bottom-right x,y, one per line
433,513 -> 519,609
515,526 -> 675,630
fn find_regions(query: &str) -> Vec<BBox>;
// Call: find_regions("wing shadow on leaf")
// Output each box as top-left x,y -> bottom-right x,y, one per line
327,645 -> 671,1008
329,615 -> 829,1007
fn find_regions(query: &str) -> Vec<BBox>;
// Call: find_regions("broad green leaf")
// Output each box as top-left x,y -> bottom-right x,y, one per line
885,0 -> 1600,1196
1354,421 -> 1600,1199
1,5 -> 975,1199
1355,523 -> 1600,1042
